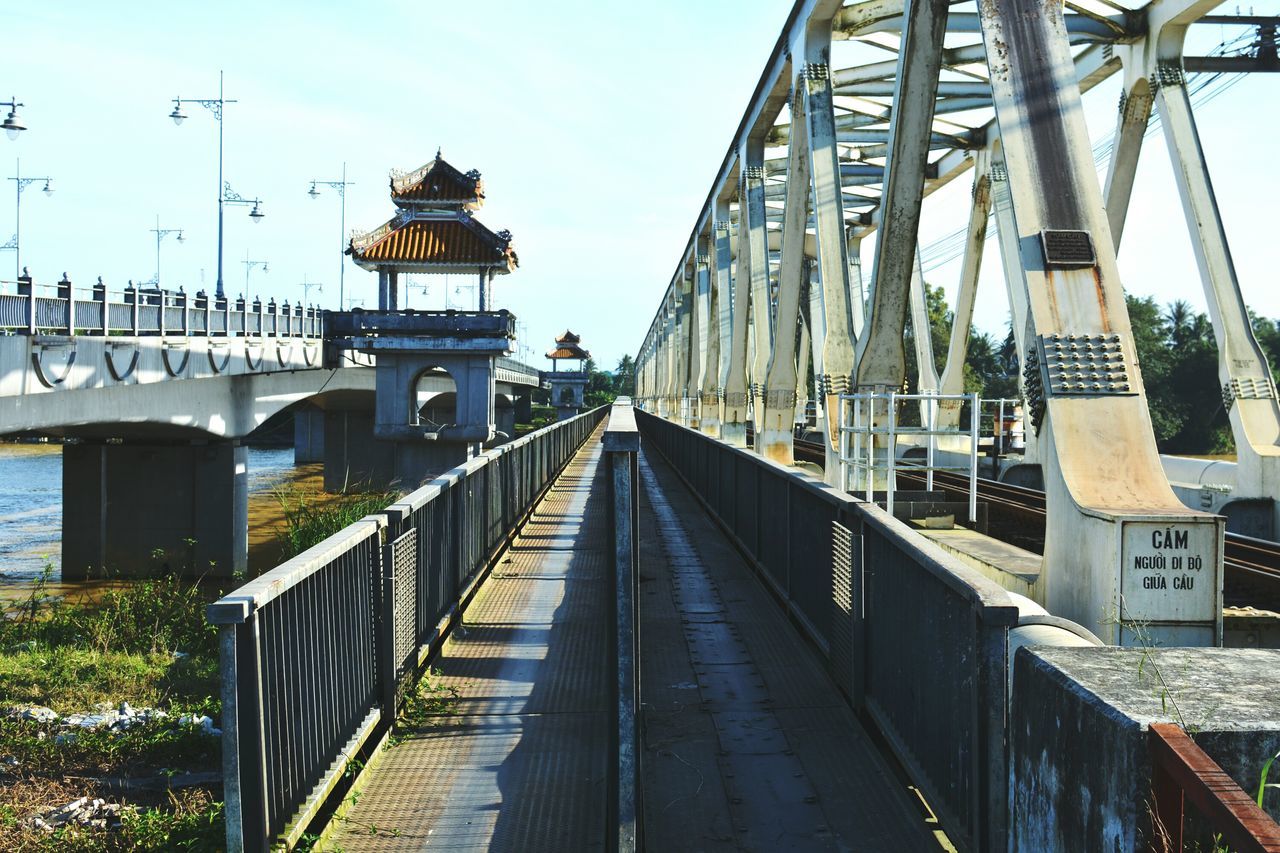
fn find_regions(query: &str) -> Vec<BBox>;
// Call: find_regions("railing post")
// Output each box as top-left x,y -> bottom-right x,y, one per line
129,281 -> 140,335
180,287 -> 190,335
158,287 -> 167,336
93,277 -> 107,335
17,271 -> 34,334
57,273 -> 73,335
603,400 -> 641,853
268,298 -> 278,337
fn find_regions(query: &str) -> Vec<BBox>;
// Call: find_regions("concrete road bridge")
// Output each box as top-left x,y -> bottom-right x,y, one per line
0,276 -> 541,578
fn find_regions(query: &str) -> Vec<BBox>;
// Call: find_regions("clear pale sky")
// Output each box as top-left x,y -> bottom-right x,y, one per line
3,1 -> 1277,370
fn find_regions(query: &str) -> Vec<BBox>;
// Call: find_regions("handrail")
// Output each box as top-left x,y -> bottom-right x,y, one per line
603,399 -> 641,853
208,405 -> 609,851
1149,722 -> 1280,853
636,409 -> 1016,852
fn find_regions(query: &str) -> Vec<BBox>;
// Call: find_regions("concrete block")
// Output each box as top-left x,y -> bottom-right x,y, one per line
1011,645 -> 1280,852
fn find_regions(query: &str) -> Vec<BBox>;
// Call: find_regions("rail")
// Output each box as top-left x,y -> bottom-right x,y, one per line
637,410 -> 1018,853
207,405 -> 608,851
0,278 -> 322,337
838,391 -> 980,523
1149,722 -> 1280,852
603,399 -> 641,853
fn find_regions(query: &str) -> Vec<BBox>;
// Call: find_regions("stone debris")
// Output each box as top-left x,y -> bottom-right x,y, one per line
63,702 -> 169,731
5,705 -> 58,723
27,797 -> 124,832
5,701 -> 218,737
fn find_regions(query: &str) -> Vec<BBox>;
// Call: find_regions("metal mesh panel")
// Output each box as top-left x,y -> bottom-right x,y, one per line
386,528 -> 418,709
830,522 -> 856,698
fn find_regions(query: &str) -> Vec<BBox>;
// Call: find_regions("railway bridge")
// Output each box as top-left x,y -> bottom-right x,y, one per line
11,0 -> 1278,848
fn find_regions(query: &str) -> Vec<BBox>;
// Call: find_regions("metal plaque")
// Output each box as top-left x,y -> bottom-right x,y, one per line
1038,333 -> 1136,396
1040,229 -> 1096,267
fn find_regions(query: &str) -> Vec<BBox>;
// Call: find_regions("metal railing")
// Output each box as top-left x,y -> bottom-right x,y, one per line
637,410 -> 1018,853
603,399 -> 641,853
208,406 -> 607,851
1149,722 -> 1280,853
980,397 -> 1026,455
838,391 -> 980,522
0,278 -> 322,337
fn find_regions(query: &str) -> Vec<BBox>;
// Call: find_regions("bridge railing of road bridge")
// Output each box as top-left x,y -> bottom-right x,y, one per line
207,405 -> 608,851
638,409 -> 1019,853
0,276 -> 322,337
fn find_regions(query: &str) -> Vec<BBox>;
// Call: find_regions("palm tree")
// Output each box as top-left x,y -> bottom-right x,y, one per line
1166,300 -> 1193,348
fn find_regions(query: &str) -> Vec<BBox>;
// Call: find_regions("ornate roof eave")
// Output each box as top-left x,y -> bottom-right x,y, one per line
389,153 -> 484,209
351,258 -> 517,274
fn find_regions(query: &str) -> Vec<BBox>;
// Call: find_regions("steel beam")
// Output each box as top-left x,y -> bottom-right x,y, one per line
937,153 -> 991,429
854,0 -> 950,391
979,0 -> 1222,649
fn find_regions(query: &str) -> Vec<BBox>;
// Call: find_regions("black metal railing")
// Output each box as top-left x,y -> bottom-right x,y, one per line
636,410 -> 1018,853
208,406 -> 607,851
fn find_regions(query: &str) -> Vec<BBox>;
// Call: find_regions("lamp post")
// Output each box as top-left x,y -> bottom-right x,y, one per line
2,97 -> 27,140
242,251 -> 268,308
307,162 -> 354,309
170,71 -> 265,301
297,275 -> 323,306
150,215 -> 185,288
4,158 -> 53,280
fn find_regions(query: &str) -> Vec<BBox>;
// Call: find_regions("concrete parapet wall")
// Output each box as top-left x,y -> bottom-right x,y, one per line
1011,645 -> 1280,852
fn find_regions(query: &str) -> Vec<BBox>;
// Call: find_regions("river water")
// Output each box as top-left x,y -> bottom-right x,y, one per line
0,444 -> 305,596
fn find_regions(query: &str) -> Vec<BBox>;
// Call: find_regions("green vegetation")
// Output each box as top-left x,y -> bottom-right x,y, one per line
0,567 -> 224,850
914,283 -> 1280,456
396,667 -> 461,731
275,487 -> 399,560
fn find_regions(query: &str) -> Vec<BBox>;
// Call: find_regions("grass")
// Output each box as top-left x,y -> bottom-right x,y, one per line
274,486 -> 399,560
0,566 -> 225,851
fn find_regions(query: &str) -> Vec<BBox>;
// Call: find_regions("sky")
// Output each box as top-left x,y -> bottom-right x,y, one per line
3,1 -> 1277,370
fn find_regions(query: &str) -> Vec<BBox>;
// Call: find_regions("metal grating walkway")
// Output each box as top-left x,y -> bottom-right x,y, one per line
331,429 -> 610,851
638,448 -> 946,852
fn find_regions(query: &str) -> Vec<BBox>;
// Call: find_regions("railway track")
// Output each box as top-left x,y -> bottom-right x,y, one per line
789,435 -> 1280,610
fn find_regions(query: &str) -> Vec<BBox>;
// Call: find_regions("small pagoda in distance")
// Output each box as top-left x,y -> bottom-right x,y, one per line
347,150 -> 518,310
545,330 -> 591,420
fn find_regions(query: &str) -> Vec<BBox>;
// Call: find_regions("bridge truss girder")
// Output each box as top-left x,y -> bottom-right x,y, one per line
635,0 -> 1279,645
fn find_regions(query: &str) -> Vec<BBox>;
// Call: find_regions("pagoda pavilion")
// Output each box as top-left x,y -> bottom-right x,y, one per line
545,330 -> 591,420
347,151 -> 518,311
326,151 -> 523,489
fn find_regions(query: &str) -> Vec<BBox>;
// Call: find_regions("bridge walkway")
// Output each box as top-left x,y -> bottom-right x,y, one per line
333,425 -> 612,851
638,446 -> 946,851
331,423 -> 943,851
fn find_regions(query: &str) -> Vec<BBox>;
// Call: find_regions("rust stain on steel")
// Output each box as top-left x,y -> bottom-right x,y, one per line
1091,268 -> 1112,332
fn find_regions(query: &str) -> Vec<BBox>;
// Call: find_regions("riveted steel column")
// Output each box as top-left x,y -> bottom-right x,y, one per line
703,210 -> 733,437
806,249 -> 829,431
854,0 -> 949,395
979,0 -> 1222,650
909,250 -> 940,396
1156,58 -> 1280,534
760,80 -> 814,466
937,154 -> 992,429
989,155 -> 1039,464
723,150 -> 763,447
742,145 -> 772,443
1104,69 -> 1153,250
689,250 -> 711,430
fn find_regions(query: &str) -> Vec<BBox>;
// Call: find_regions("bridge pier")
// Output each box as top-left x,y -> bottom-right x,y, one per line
62,440 -> 247,580
321,407 -> 472,492
293,405 -> 325,464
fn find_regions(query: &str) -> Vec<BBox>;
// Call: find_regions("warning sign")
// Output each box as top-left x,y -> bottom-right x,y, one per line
1120,521 -> 1219,622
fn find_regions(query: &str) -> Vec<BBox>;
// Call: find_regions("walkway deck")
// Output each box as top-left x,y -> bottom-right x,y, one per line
333,427 -> 611,851
331,426 -> 943,851
638,447 -> 946,852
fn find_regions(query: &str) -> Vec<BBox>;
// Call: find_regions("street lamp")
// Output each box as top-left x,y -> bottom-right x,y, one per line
306,162 -> 354,309
169,70 -> 262,301
4,158 -> 54,280
242,252 -> 268,309
150,215 -> 185,288
297,275 -> 323,306
2,98 -> 26,141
